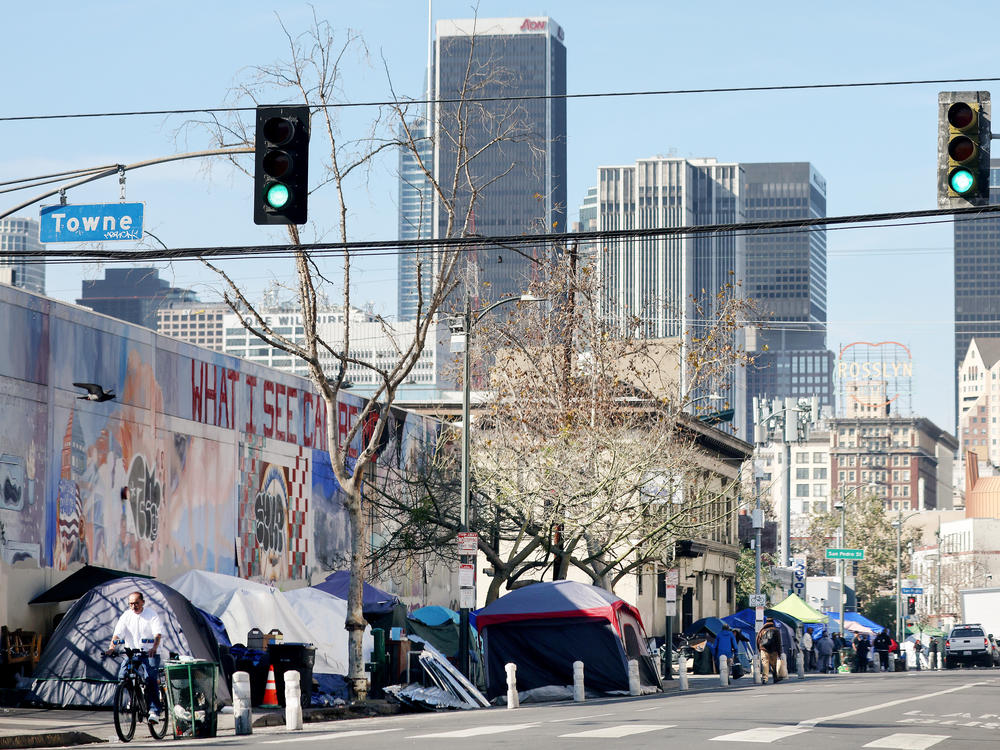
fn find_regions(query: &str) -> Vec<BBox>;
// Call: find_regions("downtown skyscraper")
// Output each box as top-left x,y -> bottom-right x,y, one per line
397,17 -> 567,320
741,163 -> 835,432
955,159 -> 1000,418
595,156 -> 746,436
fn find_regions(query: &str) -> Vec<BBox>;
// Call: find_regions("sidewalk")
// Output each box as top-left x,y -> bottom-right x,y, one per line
0,701 -> 405,749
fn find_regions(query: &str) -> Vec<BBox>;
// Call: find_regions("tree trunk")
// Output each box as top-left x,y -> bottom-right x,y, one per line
345,483 -> 369,701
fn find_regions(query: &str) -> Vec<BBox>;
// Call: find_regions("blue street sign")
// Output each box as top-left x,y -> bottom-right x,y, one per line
900,587 -> 924,594
40,203 -> 143,242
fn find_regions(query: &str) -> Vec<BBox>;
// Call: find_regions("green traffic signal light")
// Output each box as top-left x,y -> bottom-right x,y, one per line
950,168 -> 976,194
265,183 -> 290,209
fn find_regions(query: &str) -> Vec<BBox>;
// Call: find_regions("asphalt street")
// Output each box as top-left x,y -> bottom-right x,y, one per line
85,670 -> 1000,750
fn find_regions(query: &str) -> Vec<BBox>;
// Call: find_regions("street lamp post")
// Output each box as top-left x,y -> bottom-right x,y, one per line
456,293 -> 545,678
832,482 -> 871,643
891,509 -> 918,644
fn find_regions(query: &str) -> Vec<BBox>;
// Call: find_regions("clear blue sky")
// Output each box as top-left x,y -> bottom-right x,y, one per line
3,0 -> 990,432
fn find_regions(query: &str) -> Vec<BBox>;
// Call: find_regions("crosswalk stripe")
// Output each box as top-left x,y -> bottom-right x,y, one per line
409,724 -> 538,738
862,734 -> 950,750
710,726 -> 811,743
262,729 -> 401,743
560,724 -> 675,738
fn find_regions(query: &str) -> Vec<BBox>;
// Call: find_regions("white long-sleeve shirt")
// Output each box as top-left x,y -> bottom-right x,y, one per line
112,607 -> 164,649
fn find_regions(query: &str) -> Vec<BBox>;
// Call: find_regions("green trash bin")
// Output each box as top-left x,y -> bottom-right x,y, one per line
164,659 -> 218,738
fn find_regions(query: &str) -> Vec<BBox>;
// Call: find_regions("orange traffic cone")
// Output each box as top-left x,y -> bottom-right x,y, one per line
261,665 -> 280,708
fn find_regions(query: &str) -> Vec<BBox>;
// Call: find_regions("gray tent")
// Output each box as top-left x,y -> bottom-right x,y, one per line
22,576 -> 228,707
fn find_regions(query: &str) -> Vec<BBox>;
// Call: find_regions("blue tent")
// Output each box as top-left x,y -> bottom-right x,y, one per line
312,571 -> 400,615
411,605 -> 459,626
722,610 -> 796,659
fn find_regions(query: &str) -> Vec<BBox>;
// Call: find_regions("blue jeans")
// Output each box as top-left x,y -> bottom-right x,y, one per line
118,653 -> 161,713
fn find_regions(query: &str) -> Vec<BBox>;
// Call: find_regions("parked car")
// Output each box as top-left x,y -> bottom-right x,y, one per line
945,624 -> 995,668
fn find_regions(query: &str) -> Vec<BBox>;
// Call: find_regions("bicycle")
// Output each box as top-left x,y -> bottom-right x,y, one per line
104,646 -> 168,742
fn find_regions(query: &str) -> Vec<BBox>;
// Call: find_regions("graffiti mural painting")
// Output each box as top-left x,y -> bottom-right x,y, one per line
126,454 -> 162,542
255,464 -> 288,583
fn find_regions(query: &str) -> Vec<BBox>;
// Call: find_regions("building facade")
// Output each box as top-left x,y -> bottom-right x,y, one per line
0,217 -> 45,295
829,416 -> 958,512
429,16 -> 567,309
77,267 -> 198,330
158,303 -> 454,389
755,429 -> 832,543
596,156 -> 746,435
955,160 -> 1000,418
956,337 -> 1000,468
741,163 -> 834,434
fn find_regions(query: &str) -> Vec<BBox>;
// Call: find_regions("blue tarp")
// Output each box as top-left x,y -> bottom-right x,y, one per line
312,571 -> 400,615
823,610 -> 886,632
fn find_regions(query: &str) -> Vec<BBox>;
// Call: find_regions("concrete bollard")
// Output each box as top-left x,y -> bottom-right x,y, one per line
232,671 -> 253,736
506,663 -> 519,709
719,655 -> 729,687
628,659 -> 640,696
678,652 -> 688,691
573,661 -> 585,702
796,649 -> 805,679
283,670 -> 302,731
888,651 -> 896,672
752,651 -> 761,685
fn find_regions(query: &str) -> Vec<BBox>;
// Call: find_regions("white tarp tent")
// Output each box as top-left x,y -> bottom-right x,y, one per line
170,570 -> 367,675
284,586 -> 374,671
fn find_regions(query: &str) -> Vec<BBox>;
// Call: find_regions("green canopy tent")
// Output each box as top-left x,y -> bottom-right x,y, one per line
906,624 -> 946,637
772,593 -> 829,624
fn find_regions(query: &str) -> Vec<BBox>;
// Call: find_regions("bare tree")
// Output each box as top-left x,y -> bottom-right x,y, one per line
365,253 -> 757,601
186,10 -> 543,699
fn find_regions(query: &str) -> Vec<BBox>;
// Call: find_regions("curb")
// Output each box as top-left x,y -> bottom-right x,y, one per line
0,732 -> 105,750
252,700 -> 406,728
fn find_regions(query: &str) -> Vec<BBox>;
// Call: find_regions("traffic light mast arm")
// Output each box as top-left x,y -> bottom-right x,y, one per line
0,147 -> 253,222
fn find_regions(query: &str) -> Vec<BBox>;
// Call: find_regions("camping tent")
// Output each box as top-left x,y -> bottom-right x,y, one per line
823,611 -> 884,635
170,570 -> 361,676
312,571 -> 406,636
474,581 -> 662,700
772,594 -> 828,623
283,586 -> 373,671
23,577 -> 226,707
722,610 -> 796,661
28,565 -> 153,604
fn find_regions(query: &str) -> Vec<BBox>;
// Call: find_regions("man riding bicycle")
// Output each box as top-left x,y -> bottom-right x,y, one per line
106,591 -> 164,724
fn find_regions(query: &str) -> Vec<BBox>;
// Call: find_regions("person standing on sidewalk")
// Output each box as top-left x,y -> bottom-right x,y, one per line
928,637 -> 939,670
107,591 -> 164,724
714,623 -> 739,678
801,629 -> 814,671
873,628 -> 891,672
815,631 -> 834,673
913,639 -> 924,670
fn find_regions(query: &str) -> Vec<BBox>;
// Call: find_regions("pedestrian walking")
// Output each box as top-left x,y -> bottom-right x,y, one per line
913,639 -> 923,670
714,622 -> 738,678
874,628 -> 891,672
757,618 -> 784,684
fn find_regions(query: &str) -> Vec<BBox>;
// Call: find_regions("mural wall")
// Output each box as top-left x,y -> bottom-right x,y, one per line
0,284 -> 442,616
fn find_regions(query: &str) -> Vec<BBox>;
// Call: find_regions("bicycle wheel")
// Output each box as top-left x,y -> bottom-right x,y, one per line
113,680 -> 137,742
148,684 -> 168,740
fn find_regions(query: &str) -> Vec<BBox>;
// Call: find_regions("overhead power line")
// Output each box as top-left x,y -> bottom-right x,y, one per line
2,75 -> 1000,123
5,203 -> 1000,265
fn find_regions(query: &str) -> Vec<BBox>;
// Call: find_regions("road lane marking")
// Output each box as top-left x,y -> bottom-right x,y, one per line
635,705 -> 664,712
561,724 -> 675,738
549,712 -> 615,722
409,724 -> 538,738
796,681 -> 986,728
710,726 -> 811,743
862,734 -> 950,750
262,729 -> 402,743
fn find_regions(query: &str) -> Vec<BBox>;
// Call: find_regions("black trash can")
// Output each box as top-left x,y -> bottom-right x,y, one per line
230,646 -> 269,706
267,642 -> 316,708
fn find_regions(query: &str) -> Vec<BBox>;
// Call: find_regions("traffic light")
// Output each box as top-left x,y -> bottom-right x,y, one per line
254,105 -> 310,225
907,596 -> 916,615
938,91 -> 991,208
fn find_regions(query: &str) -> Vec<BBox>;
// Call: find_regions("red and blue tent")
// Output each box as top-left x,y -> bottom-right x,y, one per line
473,581 -> 661,699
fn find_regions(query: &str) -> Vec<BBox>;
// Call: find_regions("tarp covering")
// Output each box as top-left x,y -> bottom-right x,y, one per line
23,577 -> 226,707
312,571 -> 400,615
772,593 -> 828,623
283,586 -> 373,670
823,610 -> 885,634
171,570 -> 367,676
474,581 -> 660,699
411,605 -> 459,627
28,565 -> 153,604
